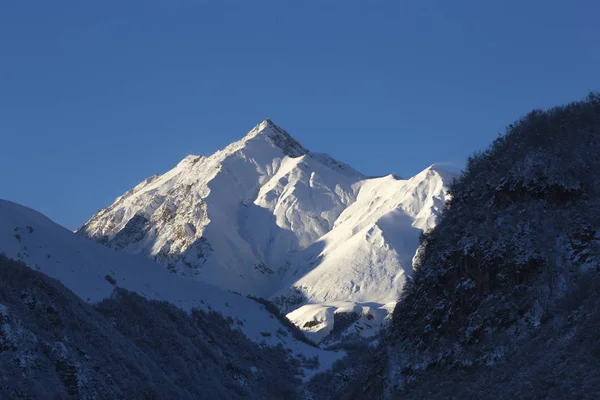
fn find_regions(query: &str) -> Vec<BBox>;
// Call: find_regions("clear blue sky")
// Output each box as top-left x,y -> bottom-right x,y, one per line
1,1 -> 599,229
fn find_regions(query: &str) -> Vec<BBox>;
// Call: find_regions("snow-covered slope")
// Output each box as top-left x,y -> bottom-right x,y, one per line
77,120 -> 454,343
78,120 -> 362,297
273,165 -> 453,343
0,199 -> 342,371
281,166 -> 451,303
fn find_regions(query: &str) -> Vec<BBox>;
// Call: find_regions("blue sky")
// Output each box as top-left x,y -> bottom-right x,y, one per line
2,1 -> 599,229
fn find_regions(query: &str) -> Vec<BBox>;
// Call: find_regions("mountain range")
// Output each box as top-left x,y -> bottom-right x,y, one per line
2,94 -> 600,399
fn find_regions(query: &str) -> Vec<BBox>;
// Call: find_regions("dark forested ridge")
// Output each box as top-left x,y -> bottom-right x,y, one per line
0,254 -> 306,399
308,94 -> 600,399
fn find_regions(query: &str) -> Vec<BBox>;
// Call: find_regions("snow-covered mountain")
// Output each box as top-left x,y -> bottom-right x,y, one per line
79,120 -> 362,297
78,120 -> 454,343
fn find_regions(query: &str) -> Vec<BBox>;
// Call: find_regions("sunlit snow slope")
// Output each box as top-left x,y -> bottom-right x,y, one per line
273,166 -> 453,343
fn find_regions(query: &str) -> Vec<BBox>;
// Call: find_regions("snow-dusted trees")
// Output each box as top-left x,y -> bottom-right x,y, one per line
311,93 -> 600,399
382,93 -> 600,395
0,255 -> 302,399
393,92 -> 600,344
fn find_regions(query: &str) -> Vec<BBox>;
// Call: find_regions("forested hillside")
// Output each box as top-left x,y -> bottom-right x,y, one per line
0,255 -> 309,399
309,94 -> 600,399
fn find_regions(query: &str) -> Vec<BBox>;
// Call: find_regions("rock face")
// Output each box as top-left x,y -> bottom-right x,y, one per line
78,119 -> 454,342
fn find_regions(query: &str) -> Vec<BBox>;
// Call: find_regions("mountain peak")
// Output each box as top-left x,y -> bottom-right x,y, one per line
258,118 -> 276,129
245,119 -> 285,138
412,163 -> 458,187
244,119 -> 308,157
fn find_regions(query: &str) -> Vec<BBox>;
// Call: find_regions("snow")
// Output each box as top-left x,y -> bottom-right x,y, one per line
79,119 -> 363,297
274,166 -> 454,341
0,199 -> 343,373
76,119 -> 455,343
286,301 -> 393,344
0,302 -> 8,317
